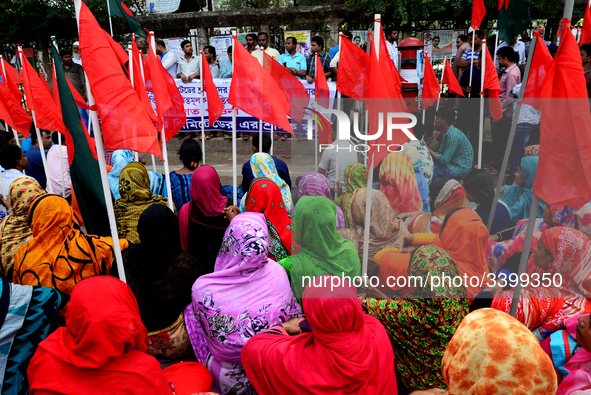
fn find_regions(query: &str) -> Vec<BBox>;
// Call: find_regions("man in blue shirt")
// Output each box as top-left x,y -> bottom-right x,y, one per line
427,107 -> 474,182
24,129 -> 52,189
241,133 -> 291,191
278,37 -> 307,79
221,46 -> 233,78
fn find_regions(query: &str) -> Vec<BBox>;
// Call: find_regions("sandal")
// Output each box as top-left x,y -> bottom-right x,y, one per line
223,134 -> 230,140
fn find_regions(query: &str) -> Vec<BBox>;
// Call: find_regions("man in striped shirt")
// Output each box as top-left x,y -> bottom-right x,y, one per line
456,30 -> 484,71
427,107 -> 474,181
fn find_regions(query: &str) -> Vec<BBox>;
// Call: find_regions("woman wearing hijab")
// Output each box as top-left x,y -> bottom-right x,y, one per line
501,156 -> 545,223
183,212 -> 301,395
0,279 -> 60,394
379,151 -> 423,215
337,189 -> 408,277
0,178 -> 45,279
297,172 -> 345,229
407,139 -> 434,184
240,178 -> 292,262
170,139 -> 202,210
179,166 -> 231,274
488,227 -> 591,341
241,276 -> 397,395
13,195 -> 129,314
364,245 -> 468,392
401,177 -> 467,234
108,150 -> 167,200
119,205 -> 205,359
240,153 -> 293,213
280,196 -> 360,301
27,276 -> 175,395
114,162 -> 172,244
335,162 -> 367,222
402,142 -> 431,213
419,309 -> 557,395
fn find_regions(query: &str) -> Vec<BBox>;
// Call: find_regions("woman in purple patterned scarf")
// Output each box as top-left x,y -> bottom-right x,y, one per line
184,212 -> 302,395
297,172 -> 345,229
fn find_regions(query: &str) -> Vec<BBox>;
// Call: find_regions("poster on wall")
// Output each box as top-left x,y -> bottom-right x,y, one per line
147,0 -> 180,14
283,30 -> 311,58
422,29 -> 466,59
350,30 -> 369,49
163,38 -> 185,63
210,35 -> 232,62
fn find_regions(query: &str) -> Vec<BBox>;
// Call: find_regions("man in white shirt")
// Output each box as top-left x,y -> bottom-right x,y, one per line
252,32 -> 280,63
318,129 -> 359,192
384,27 -> 399,69
72,41 -> 82,65
47,132 -> 71,199
155,38 -> 177,79
177,40 -> 199,83
495,37 -> 526,68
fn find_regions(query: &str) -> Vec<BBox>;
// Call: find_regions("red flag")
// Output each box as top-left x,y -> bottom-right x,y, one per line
0,82 -> 32,137
498,0 -> 509,10
580,2 -> 591,46
523,33 -> 553,108
534,27 -> 591,207
482,43 -> 503,121
472,0 -> 486,29
1,58 -> 23,102
131,36 -> 159,129
442,58 -> 465,96
336,35 -> 369,99
201,52 -> 224,126
308,106 -> 332,144
315,53 -> 330,109
19,49 -> 69,135
66,76 -> 90,110
79,1 -> 161,157
262,52 -> 309,123
144,32 -> 186,141
229,36 -> 292,134
51,65 -> 62,113
39,73 -> 54,99
422,54 -> 440,108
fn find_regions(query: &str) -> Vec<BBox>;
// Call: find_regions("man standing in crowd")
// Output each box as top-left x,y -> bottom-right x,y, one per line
329,31 -> 353,76
495,36 -> 526,69
177,40 -> 199,83
155,38 -> 177,79
279,37 -> 307,79
47,133 -> 71,200
252,32 -> 280,63
581,44 -> 591,98
221,46 -> 233,78
72,41 -> 82,65
203,45 -> 221,79
24,129 -> 52,190
456,30 -> 484,71
328,31 -> 352,59
245,33 -> 258,54
306,36 -> 333,84
136,37 -> 149,55
384,27 -> 399,68
428,107 -> 473,182
61,49 -> 88,127
241,133 -> 291,191
453,34 -> 471,80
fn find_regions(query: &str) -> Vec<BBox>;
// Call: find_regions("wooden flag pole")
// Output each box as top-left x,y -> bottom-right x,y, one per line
18,47 -> 54,194
436,56 -> 446,111
128,44 -> 140,162
487,36 -> 537,232
67,9 -> 126,281
105,0 -> 114,37
334,34 -> 342,200
257,49 -> 263,152
149,32 -> 173,211
232,31 -> 238,205
468,29 -> 476,98
0,56 -> 21,147
477,39 -> 486,169
270,125 -> 274,156
200,51 -> 206,164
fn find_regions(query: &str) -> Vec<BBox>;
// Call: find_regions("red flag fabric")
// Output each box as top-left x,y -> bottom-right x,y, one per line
472,0 -> 486,29
51,65 -> 62,113
19,50 -> 69,135
523,33 -> 553,108
336,35 -> 369,99
580,2 -> 591,46
422,54 -> 440,108
498,0 -> 509,10
315,53 -> 330,109
66,76 -> 90,110
0,82 -> 32,137
482,43 -> 503,121
39,73 -> 54,99
262,52 -> 309,123
79,1 -> 161,157
308,107 -> 332,144
130,37 -> 159,129
201,52 -> 224,126
442,58 -> 465,97
144,32 -> 186,141
1,58 -> 23,102
534,27 -> 591,207
229,36 -> 292,134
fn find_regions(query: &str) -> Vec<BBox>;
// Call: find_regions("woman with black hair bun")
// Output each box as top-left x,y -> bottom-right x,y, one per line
170,139 -> 202,210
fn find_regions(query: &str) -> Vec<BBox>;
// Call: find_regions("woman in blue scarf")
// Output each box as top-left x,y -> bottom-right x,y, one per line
108,150 -> 167,200
501,156 -> 545,223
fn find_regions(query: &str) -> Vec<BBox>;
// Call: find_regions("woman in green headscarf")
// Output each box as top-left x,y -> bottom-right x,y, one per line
114,163 -> 173,243
279,196 -> 360,302
361,245 -> 469,392
335,163 -> 367,227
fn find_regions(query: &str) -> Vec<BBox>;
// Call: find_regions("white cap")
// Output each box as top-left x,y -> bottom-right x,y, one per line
73,41 -> 80,46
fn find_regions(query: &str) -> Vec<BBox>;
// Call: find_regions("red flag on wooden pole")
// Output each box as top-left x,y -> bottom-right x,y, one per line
200,52 -> 224,126
580,1 -> 591,46
336,35 -> 369,99
442,58 -> 465,97
422,54 -> 440,108
472,0 -> 486,29
0,83 -> 31,137
315,53 -> 330,109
